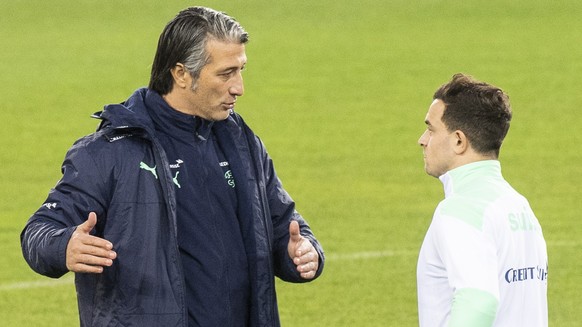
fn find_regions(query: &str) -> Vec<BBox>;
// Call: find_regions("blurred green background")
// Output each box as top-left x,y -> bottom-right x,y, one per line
1,0 -> 580,325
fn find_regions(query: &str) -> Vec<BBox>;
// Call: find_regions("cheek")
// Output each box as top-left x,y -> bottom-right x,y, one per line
426,136 -> 445,152
426,135 -> 436,148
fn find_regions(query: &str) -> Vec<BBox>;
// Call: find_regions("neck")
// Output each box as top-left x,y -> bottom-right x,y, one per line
162,88 -> 195,116
449,149 -> 497,173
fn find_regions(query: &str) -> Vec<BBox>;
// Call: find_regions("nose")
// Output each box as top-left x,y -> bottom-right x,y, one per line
229,73 -> 244,97
418,130 -> 428,147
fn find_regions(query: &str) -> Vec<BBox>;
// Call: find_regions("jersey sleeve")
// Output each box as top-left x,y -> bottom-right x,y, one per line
449,288 -> 498,327
432,208 -> 500,326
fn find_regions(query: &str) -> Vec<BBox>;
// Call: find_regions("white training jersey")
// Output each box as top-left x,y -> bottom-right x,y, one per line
417,160 -> 548,327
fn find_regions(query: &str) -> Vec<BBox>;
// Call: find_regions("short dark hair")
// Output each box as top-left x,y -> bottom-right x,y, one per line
434,73 -> 512,157
148,7 -> 249,95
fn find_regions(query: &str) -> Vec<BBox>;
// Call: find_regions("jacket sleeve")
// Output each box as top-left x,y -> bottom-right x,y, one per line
21,139 -> 108,278
256,137 -> 325,283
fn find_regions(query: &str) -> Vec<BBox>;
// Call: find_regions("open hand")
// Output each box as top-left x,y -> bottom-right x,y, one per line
66,212 -> 116,273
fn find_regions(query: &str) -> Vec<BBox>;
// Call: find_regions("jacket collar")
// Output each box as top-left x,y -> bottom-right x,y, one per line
93,88 -> 216,142
93,88 -> 155,134
439,160 -> 502,198
144,90 -> 214,142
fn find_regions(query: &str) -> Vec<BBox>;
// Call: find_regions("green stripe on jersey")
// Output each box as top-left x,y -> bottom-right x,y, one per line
439,161 -> 511,231
449,288 -> 499,327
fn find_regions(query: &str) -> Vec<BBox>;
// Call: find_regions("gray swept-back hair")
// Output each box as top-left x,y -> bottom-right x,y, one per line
149,7 -> 249,95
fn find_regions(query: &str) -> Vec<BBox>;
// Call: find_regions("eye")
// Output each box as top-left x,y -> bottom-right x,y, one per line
219,68 -> 243,79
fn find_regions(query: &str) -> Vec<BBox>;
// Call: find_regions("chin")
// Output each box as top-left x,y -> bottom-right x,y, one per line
212,114 -> 230,122
424,167 -> 438,178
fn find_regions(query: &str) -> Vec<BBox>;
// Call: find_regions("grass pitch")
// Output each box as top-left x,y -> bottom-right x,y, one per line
1,0 -> 581,326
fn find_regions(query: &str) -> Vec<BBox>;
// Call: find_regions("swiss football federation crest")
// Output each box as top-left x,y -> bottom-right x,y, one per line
224,170 -> 235,188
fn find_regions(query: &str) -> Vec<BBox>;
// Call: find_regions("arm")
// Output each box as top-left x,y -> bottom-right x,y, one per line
432,212 -> 499,326
21,141 -> 114,277
449,288 -> 498,327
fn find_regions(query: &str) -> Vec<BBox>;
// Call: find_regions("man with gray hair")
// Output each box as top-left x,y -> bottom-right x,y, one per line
21,7 -> 324,326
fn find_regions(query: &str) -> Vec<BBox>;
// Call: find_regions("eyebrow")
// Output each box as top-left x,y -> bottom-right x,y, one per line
219,67 -> 237,73
219,64 -> 246,74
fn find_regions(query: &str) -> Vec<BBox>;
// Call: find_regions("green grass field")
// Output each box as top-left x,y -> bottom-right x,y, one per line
1,0 -> 581,325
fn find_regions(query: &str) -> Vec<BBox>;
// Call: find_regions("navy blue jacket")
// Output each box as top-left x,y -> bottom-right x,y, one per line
21,88 -> 324,327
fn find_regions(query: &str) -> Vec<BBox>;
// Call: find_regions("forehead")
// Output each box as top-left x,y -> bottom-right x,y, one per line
425,99 -> 446,126
205,39 -> 247,69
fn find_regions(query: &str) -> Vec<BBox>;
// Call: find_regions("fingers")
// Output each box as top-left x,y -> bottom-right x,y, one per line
66,213 -> 116,273
299,266 -> 318,279
292,236 -> 313,257
66,235 -> 117,273
293,247 -> 318,267
295,249 -> 319,279
68,253 -> 114,274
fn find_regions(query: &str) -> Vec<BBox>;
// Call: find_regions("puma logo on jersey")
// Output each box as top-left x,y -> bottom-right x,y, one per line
173,171 -> 181,188
139,161 -> 158,179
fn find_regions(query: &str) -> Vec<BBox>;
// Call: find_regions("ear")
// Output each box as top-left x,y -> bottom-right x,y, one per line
169,63 -> 189,89
452,130 -> 469,155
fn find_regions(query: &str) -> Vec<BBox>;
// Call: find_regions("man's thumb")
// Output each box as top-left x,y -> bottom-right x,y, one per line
289,220 -> 301,242
78,212 -> 98,234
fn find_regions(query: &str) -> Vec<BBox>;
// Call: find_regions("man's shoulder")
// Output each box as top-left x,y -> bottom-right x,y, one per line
66,128 -> 149,164
436,182 -> 525,231
436,195 -> 490,231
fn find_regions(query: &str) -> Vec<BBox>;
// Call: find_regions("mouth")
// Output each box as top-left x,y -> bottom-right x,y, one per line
222,102 -> 236,110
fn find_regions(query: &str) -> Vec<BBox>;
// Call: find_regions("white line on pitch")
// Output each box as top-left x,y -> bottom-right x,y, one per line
325,249 -> 417,261
0,275 -> 74,291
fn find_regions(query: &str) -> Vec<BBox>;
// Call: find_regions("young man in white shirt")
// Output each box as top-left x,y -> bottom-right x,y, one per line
417,73 -> 548,327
